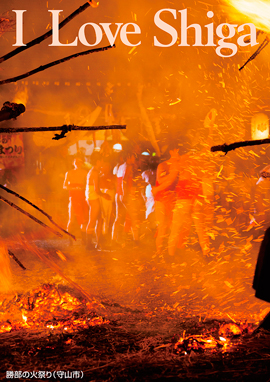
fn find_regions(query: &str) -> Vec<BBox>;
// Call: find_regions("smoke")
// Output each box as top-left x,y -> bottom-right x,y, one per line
0,242 -> 12,293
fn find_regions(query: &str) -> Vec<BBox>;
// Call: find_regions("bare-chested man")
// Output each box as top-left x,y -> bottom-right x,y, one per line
85,152 -> 111,250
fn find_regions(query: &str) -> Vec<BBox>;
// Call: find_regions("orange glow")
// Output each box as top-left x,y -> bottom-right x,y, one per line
88,0 -> 99,8
22,312 -> 27,323
0,284 -> 109,334
13,86 -> 28,108
227,0 -> 270,32
219,322 -> 251,337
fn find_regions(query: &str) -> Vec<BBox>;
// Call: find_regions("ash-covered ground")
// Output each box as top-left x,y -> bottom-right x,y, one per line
1,225 -> 270,381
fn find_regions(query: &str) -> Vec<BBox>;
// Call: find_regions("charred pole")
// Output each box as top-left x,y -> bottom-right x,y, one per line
0,124 -> 126,141
0,1 -> 98,64
0,45 -> 115,85
211,137 -> 270,154
239,36 -> 270,71
8,250 -> 26,270
0,124 -> 126,133
0,184 -> 75,240
0,195 -> 64,238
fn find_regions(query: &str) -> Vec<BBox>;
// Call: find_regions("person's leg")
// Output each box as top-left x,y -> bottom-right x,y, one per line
192,198 -> 210,256
127,195 -> 145,243
112,194 -> 126,243
168,199 -> 192,257
73,193 -> 89,243
67,197 -> 78,244
101,192 -> 114,236
67,197 -> 73,232
155,201 -> 170,254
86,199 -> 100,249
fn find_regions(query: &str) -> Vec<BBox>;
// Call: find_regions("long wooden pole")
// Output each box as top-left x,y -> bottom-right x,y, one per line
0,124 -> 126,134
0,45 -> 115,85
211,138 -> 270,154
0,184 -> 75,240
0,1 -> 97,64
0,195 -> 63,238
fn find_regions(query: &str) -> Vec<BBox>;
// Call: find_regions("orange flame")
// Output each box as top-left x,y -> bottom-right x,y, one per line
227,0 -> 270,33
0,284 -> 109,334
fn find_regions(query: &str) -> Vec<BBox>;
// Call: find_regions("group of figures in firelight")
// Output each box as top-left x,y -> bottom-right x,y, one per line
63,127 -> 218,257
63,131 -> 270,258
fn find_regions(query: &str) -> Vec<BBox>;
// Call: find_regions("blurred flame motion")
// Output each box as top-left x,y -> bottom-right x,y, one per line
227,0 -> 270,33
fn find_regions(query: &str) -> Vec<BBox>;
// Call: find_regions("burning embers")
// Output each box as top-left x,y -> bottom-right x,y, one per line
0,284 -> 109,334
173,323 -> 254,355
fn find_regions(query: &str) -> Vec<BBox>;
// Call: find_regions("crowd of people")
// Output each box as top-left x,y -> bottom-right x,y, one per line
63,141 -> 155,251
62,137 -> 270,258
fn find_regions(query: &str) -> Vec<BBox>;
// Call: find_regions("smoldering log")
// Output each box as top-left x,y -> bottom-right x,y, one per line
211,138 -> 270,154
0,1 -> 98,64
0,45 -> 115,85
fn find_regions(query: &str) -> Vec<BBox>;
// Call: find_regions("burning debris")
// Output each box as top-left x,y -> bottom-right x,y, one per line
0,284 -> 267,382
0,283 -> 108,334
171,321 -> 254,356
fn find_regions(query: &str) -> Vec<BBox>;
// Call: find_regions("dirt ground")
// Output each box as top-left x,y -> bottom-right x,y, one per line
1,225 -> 270,381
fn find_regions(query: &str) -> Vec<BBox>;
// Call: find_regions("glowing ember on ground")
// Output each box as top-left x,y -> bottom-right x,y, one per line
173,321 -> 254,354
0,284 -> 109,334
